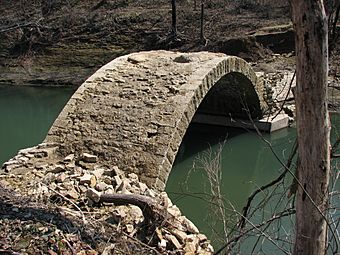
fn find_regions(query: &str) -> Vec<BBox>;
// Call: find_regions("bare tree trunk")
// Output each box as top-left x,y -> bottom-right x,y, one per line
330,3 -> 340,49
171,0 -> 177,37
200,1 -> 207,44
291,1 -> 331,255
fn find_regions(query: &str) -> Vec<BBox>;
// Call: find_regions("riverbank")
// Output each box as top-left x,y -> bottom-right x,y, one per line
1,1 -> 339,86
1,0 -> 294,86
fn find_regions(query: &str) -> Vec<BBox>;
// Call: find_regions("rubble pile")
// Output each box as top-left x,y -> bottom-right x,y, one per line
1,143 -> 213,254
262,71 -> 296,119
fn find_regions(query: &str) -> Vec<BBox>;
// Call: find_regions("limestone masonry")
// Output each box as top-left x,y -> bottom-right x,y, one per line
1,50 -> 270,254
45,51 -> 266,190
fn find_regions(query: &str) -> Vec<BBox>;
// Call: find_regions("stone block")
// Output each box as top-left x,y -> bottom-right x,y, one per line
79,174 -> 97,187
48,164 -> 65,174
81,153 -> 98,163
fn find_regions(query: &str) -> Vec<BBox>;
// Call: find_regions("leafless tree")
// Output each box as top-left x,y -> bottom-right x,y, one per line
290,1 -> 331,254
200,0 -> 207,45
171,0 -> 178,37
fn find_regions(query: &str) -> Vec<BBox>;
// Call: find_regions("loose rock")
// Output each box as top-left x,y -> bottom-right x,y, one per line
81,153 -> 98,163
79,174 -> 96,187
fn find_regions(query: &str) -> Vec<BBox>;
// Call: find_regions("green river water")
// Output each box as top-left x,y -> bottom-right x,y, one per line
0,85 -> 339,254
0,85 -> 75,165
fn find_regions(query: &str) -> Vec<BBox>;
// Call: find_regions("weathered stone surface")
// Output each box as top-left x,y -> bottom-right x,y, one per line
63,188 -> 79,200
170,229 -> 188,244
93,168 -> 105,179
125,224 -> 134,234
101,244 -> 115,255
129,205 -> 144,224
184,242 -> 197,254
44,51 -> 265,191
116,179 -> 131,193
112,208 -> 126,222
48,164 -> 65,174
55,173 -> 67,183
168,205 -> 181,217
137,182 -> 148,194
63,154 -> 75,162
182,216 -> 200,234
95,181 -> 108,191
81,153 -> 98,163
79,174 -> 97,187
158,239 -> 167,250
113,175 -> 123,188
165,234 -> 182,249
127,173 -> 139,183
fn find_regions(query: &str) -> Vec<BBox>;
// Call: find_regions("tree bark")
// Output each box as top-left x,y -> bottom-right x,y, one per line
330,3 -> 340,49
200,1 -> 206,44
171,0 -> 177,36
290,1 -> 331,255
87,189 -> 162,223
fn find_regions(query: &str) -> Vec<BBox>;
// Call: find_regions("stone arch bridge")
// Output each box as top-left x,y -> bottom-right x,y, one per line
46,51 -> 267,190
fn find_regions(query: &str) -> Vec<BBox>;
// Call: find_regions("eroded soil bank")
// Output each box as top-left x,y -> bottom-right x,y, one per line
1,0 -> 296,86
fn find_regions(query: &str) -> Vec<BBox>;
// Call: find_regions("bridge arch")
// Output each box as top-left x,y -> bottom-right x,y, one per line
46,51 -> 266,190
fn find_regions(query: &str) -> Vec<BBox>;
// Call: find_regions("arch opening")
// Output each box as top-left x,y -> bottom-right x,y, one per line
196,72 -> 262,120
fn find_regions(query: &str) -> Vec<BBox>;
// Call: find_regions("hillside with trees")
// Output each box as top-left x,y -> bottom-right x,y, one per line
1,0 -> 293,86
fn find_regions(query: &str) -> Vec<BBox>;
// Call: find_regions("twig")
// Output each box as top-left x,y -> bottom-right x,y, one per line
215,208 -> 295,255
0,18 -> 45,33
39,182 -> 87,225
271,70 -> 296,121
121,232 -> 161,255
238,140 -> 297,229
0,250 -> 21,255
248,112 -> 340,252
61,232 -> 76,255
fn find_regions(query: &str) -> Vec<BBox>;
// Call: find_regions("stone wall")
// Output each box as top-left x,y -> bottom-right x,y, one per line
45,51 -> 266,190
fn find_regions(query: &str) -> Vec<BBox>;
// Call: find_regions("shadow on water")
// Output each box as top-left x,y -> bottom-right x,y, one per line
174,123 -> 247,164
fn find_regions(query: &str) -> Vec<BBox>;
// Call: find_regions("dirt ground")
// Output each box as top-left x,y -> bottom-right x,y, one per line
0,0 -> 294,86
0,180 -> 160,255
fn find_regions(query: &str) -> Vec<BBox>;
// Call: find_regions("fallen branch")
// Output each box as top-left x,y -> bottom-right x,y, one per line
0,18 -> 46,33
87,189 -> 163,224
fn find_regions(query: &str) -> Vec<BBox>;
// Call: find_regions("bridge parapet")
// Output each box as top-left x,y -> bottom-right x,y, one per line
46,51 -> 266,190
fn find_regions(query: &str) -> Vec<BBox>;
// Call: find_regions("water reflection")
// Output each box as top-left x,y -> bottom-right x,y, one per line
0,85 -> 75,165
168,124 -> 293,242
166,117 -> 339,251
